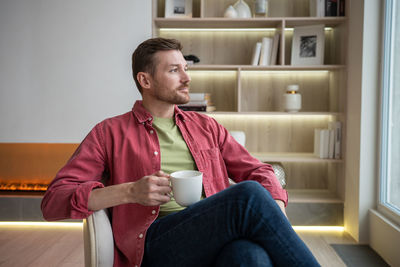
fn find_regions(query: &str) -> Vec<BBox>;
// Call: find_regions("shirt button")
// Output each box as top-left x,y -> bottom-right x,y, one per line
148,118 -> 152,121
152,210 -> 156,215
135,265 -> 138,267
139,233 -> 144,239
154,151 -> 158,156
150,130 -> 154,134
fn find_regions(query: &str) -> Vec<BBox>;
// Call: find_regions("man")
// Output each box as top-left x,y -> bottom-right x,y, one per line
41,38 -> 319,267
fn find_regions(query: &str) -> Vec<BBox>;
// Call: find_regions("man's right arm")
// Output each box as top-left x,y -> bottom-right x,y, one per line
87,170 -> 172,211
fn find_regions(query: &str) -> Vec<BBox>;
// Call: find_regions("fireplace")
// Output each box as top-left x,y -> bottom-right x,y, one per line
0,143 -> 78,193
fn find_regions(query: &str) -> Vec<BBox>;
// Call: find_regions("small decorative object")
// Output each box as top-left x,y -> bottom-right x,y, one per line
268,162 -> 287,188
291,24 -> 325,65
184,54 -> 200,65
224,5 -> 238,18
233,0 -> 252,18
165,0 -> 193,18
253,0 -> 268,17
283,84 -> 302,112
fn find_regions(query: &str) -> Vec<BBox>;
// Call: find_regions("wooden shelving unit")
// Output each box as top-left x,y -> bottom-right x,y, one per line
152,0 -> 347,218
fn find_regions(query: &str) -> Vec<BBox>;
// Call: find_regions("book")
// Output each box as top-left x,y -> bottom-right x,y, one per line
309,0 -> 325,17
328,121 -> 342,159
179,100 -> 208,106
338,0 -> 345,16
259,37 -> 273,66
178,105 -> 207,111
314,128 -> 330,159
189,93 -> 210,101
328,129 -> 335,159
270,32 -> 280,65
325,0 -> 338,16
332,121 -> 342,159
251,42 -> 262,66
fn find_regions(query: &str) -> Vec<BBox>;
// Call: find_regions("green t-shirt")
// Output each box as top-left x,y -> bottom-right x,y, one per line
152,116 -> 197,218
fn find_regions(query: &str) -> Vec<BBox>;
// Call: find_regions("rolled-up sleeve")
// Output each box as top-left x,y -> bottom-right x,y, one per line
41,123 -> 107,221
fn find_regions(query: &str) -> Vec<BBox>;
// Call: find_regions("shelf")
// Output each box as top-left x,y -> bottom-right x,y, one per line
188,64 -> 346,71
154,17 -> 347,29
250,152 -> 343,163
287,189 -> 343,204
206,112 -> 342,116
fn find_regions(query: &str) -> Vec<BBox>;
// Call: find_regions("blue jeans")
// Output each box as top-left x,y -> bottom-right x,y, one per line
142,181 -> 320,267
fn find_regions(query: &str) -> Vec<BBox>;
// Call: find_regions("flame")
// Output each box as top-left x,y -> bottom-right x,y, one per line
0,182 -> 48,191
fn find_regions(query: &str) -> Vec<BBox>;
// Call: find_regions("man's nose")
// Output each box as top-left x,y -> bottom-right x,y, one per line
181,70 -> 191,83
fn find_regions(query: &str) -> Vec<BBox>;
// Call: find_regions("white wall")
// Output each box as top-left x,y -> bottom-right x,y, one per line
0,0 -> 151,143
345,0 -> 382,243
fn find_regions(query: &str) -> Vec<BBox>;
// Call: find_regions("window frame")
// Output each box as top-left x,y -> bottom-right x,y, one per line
378,0 -> 400,225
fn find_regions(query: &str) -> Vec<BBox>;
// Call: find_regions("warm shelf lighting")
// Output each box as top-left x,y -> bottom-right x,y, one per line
160,28 -> 276,32
293,226 -> 344,232
160,27 -> 333,32
241,70 -> 330,74
285,27 -> 333,31
208,114 -> 337,120
0,221 -> 83,228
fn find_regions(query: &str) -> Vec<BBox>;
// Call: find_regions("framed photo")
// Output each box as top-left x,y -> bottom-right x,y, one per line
291,24 -> 325,65
165,0 -> 193,18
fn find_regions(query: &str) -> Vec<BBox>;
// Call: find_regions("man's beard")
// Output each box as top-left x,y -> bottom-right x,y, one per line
153,83 -> 190,105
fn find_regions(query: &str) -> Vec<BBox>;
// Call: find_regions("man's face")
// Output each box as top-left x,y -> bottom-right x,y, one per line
148,50 -> 191,105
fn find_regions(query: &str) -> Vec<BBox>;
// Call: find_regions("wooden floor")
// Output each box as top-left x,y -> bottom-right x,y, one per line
0,224 -> 355,267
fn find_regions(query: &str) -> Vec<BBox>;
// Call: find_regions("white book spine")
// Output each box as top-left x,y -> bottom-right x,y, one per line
318,0 -> 325,17
320,129 -> 330,159
314,129 -> 321,157
328,129 -> 335,159
189,93 -> 206,101
334,121 -> 342,159
259,37 -> 273,66
251,42 -> 262,66
270,32 -> 280,65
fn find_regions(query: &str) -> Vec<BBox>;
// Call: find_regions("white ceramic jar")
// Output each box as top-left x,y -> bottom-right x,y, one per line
283,84 -> 302,112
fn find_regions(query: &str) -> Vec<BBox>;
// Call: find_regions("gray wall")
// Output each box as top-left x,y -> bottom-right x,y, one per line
0,0 -> 151,143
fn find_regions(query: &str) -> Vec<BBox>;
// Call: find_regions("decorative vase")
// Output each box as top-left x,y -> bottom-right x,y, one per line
253,0 -> 268,17
233,0 -> 252,18
283,84 -> 302,112
224,5 -> 238,18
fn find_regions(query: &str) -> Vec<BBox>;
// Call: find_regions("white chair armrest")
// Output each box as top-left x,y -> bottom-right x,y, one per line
83,209 -> 114,267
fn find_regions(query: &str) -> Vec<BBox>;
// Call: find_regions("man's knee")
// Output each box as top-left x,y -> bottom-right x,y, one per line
232,180 -> 271,201
214,239 -> 273,267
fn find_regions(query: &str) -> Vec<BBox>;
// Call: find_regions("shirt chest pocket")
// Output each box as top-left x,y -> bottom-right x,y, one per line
200,147 -> 219,161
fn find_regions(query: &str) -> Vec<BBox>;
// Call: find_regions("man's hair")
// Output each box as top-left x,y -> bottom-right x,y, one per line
132,37 -> 183,93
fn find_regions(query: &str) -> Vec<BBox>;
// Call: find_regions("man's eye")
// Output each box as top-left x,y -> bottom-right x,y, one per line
170,68 -> 178,72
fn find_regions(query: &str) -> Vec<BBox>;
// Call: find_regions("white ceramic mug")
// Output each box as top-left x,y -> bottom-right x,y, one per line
170,170 -> 203,207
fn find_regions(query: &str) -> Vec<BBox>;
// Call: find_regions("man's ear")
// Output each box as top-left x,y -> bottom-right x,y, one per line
137,72 -> 152,90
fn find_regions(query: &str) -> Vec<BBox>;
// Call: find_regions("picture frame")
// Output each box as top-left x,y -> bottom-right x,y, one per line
291,24 -> 325,65
165,0 -> 193,18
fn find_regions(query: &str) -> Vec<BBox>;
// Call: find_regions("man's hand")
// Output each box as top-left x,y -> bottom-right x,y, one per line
88,170 -> 172,211
127,170 -> 172,206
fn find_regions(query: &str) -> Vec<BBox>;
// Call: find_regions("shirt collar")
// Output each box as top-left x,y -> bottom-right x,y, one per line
132,100 -> 186,124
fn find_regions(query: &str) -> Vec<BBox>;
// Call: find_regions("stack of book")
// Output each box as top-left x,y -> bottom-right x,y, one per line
251,32 -> 280,66
314,121 -> 342,159
178,93 -> 216,112
309,0 -> 345,17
